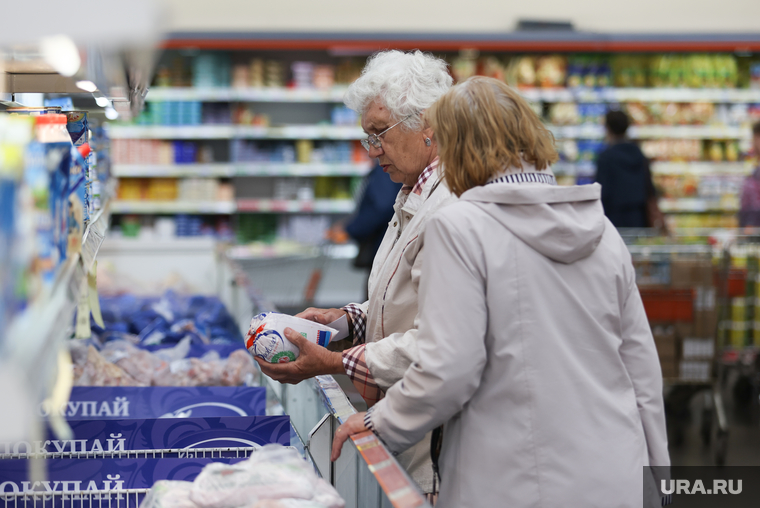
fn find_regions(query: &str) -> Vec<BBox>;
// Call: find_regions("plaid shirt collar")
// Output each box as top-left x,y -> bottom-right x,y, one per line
401,157 -> 439,196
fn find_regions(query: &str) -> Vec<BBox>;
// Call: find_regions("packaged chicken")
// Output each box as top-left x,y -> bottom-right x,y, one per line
245,312 -> 338,364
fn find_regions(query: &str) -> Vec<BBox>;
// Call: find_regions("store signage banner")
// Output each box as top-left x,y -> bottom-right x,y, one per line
61,415 -> 290,453
47,386 -> 266,419
0,457 -> 243,491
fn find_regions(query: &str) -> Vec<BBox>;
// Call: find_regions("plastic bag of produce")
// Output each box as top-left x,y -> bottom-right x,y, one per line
141,480 -> 197,508
245,313 -> 337,364
190,445 -> 343,508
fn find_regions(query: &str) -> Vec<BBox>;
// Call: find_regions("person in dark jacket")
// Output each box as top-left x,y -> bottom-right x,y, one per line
739,121 -> 760,227
326,162 -> 402,300
344,162 -> 403,268
595,110 -> 657,228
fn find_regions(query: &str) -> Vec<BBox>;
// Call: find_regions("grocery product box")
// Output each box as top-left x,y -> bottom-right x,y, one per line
670,259 -> 713,288
652,324 -> 679,379
693,309 -> 718,338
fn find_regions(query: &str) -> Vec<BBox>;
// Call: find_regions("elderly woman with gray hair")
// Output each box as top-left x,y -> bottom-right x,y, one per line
256,50 -> 456,497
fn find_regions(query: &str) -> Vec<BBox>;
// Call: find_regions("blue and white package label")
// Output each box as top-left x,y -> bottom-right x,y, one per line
48,387 -> 266,420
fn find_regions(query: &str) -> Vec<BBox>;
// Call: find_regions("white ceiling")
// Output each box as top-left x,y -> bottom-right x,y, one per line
163,0 -> 760,34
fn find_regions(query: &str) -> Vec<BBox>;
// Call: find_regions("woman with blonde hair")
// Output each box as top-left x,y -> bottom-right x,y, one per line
332,76 -> 670,507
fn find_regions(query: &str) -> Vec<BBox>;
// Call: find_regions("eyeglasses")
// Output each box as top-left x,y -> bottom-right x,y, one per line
360,115 -> 413,152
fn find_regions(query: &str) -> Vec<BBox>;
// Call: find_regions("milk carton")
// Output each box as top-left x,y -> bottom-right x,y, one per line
245,312 -> 338,363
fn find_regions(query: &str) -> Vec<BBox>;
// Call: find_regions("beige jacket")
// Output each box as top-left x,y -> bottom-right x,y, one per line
350,167 -> 456,493
371,175 -> 669,507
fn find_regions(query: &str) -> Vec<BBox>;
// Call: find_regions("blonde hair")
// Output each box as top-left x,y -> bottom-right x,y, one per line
426,76 -> 558,197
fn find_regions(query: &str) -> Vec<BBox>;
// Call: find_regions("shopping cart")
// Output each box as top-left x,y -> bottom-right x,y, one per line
712,232 -> 760,429
621,228 -> 729,465
226,242 -> 364,314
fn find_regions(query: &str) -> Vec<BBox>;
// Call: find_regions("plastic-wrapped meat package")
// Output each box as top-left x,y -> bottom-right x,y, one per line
74,346 -> 145,386
221,350 -> 258,386
100,340 -> 168,384
163,351 -> 222,386
190,445 -> 343,508
141,481 -> 197,508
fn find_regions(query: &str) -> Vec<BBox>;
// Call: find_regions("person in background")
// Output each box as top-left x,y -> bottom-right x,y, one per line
595,110 -> 662,229
255,50 -> 456,500
327,162 -> 402,300
739,121 -> 760,227
331,77 -> 670,508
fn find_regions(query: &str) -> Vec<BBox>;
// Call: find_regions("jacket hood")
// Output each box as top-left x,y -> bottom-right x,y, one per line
603,142 -> 647,173
460,182 -> 606,264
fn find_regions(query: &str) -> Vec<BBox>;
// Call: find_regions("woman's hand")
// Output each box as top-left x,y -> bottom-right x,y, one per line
331,413 -> 369,461
296,307 -> 348,326
255,327 -> 344,384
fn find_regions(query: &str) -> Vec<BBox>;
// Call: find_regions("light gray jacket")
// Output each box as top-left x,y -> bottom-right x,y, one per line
350,167 -> 456,493
370,179 -> 670,507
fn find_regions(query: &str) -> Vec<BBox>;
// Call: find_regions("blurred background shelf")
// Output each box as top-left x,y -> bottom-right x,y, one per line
235,198 -> 355,213
111,200 -> 237,214
146,87 -> 350,102
108,125 -> 366,140
112,162 -> 372,177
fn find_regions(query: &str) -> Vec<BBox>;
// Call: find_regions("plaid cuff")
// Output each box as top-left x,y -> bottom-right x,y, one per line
341,303 -> 367,345
342,344 -> 383,406
364,406 -> 375,432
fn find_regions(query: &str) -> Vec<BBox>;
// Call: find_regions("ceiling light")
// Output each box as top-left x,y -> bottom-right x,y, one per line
76,80 -> 97,93
95,96 -> 110,107
40,35 -> 81,77
104,107 -> 119,120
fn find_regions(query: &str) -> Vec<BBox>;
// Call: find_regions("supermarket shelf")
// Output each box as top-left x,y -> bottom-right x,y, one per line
0,192 -> 113,442
107,124 -> 365,140
112,162 -> 372,178
110,199 -> 355,214
236,198 -> 355,214
650,161 -> 754,175
101,236 -> 217,252
111,200 -> 236,214
521,87 -> 760,103
549,124 -> 751,140
146,87 -> 349,103
227,242 -> 359,260
659,197 -> 739,213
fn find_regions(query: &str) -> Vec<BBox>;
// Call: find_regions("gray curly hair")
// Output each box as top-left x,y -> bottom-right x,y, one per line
343,50 -> 453,132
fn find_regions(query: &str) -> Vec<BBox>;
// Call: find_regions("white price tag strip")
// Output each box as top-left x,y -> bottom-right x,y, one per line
328,314 -> 350,342
88,261 -> 104,329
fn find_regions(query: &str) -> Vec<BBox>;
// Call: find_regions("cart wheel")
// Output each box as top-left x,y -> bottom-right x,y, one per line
700,407 -> 713,446
714,430 -> 728,467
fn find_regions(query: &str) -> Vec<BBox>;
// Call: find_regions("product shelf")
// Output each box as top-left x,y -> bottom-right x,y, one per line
548,124 -> 751,140
112,162 -> 372,178
235,198 -> 355,214
108,124 -> 365,140
146,87 -> 350,103
111,200 -> 237,214
659,197 -> 740,213
0,189 -> 113,443
521,87 -> 760,103
144,86 -> 760,105
650,161 -> 753,175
